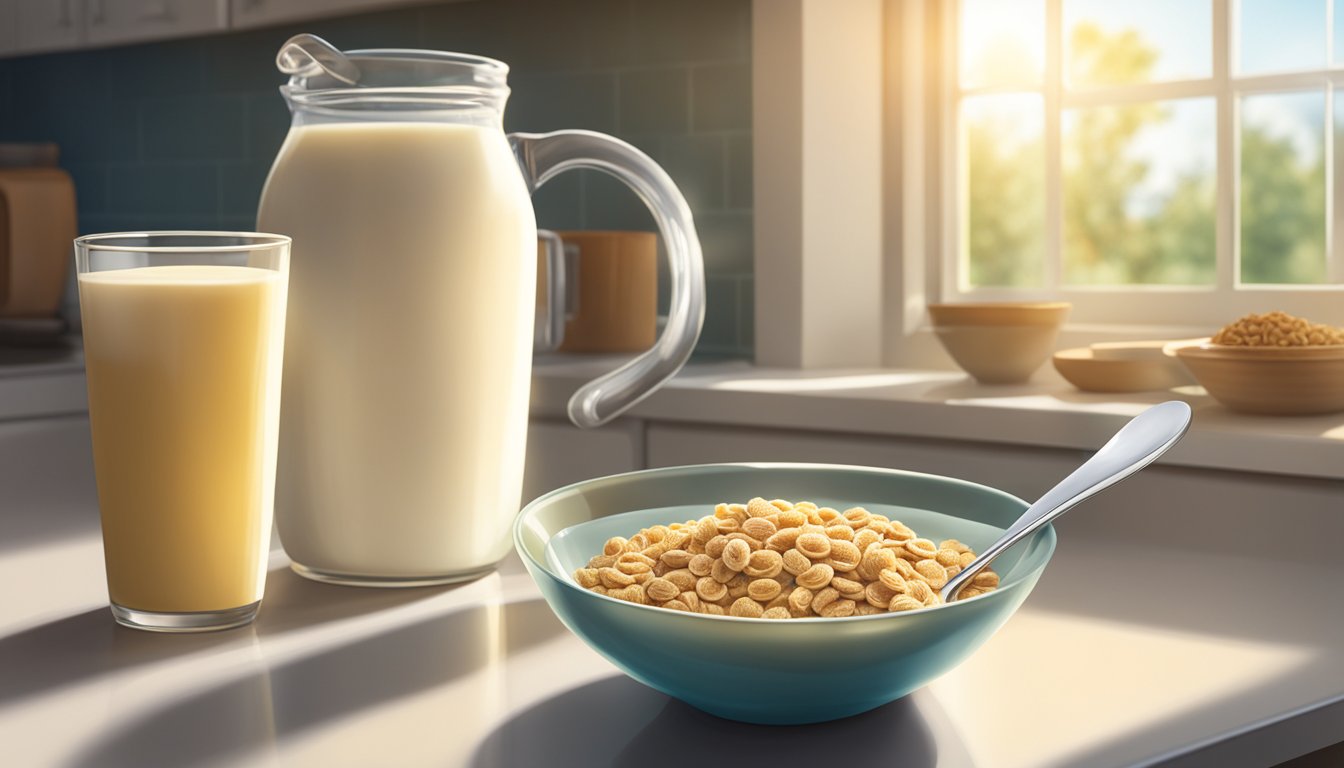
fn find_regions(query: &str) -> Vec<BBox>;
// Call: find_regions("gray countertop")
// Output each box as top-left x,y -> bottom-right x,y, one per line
2,415 -> 1342,767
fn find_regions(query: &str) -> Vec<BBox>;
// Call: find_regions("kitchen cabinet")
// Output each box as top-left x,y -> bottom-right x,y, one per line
0,0 -> 460,58
13,0 -> 84,55
229,0 -> 438,29
85,0 -> 227,47
522,417 -> 643,504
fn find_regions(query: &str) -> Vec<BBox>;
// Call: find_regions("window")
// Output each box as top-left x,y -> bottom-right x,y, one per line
946,0 -> 1344,329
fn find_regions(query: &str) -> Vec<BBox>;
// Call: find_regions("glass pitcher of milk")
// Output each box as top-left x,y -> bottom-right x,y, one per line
258,36 -> 705,587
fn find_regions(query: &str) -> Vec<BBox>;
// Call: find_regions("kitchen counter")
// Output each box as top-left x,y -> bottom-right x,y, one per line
531,355 -> 1344,481
3,415 -> 1342,767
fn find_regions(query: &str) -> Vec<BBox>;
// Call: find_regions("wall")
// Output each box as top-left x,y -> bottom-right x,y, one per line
0,0 -> 754,357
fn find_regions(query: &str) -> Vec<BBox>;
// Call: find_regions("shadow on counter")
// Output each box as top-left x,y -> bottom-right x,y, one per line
0,564 -> 450,708
63,598 -> 562,768
470,675 -> 945,768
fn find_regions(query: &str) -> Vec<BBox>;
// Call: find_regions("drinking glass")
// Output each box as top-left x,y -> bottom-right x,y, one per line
75,232 -> 290,632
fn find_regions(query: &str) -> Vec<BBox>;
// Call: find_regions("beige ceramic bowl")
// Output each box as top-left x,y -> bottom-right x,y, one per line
1053,347 -> 1194,393
928,302 -> 1071,384
1166,338 -> 1344,415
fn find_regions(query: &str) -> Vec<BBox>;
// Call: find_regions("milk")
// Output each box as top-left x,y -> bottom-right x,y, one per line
258,122 -> 537,582
79,265 -> 286,612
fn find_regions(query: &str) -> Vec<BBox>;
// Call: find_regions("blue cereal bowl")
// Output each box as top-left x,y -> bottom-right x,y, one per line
513,463 -> 1056,725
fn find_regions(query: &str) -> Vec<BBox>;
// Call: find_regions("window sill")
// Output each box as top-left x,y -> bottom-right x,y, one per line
532,354 -> 1344,481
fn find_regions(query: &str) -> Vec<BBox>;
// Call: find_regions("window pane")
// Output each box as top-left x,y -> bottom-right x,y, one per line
1064,0 -> 1211,88
1062,99 -> 1216,285
1238,0 -> 1326,75
1240,91 -> 1326,284
963,94 -> 1045,287
960,0 -> 1044,89
1335,0 -> 1344,65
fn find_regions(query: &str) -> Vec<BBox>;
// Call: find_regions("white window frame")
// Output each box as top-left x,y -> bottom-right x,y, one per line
943,0 -> 1344,330
751,0 -> 1344,370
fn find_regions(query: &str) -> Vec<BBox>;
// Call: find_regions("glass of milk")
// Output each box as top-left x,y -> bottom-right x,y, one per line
74,232 -> 290,632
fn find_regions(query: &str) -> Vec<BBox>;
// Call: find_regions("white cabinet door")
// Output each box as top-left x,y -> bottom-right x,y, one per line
230,0 -> 423,29
85,0 -> 227,47
522,418 -> 644,505
14,0 -> 84,55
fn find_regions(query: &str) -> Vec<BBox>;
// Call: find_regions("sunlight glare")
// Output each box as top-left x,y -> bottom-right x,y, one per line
960,0 -> 1044,89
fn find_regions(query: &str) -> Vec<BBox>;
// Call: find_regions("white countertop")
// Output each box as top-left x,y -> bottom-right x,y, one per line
3,416 -> 1342,767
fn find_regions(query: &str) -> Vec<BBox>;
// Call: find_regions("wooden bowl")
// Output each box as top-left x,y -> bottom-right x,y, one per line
1167,339 -> 1344,415
1053,347 -> 1194,393
928,302 -> 1070,384
927,302 -> 1071,327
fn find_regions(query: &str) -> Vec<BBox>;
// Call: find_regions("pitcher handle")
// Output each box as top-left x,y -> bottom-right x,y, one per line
511,130 -> 706,428
534,229 -> 567,353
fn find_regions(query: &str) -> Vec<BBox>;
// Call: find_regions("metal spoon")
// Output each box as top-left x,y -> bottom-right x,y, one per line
941,400 -> 1193,603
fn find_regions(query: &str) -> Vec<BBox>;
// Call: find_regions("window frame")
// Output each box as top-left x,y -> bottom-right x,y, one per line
940,0 -> 1344,331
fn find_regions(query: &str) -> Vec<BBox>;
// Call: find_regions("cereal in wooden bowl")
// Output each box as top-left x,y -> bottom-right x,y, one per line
1210,311 -> 1344,347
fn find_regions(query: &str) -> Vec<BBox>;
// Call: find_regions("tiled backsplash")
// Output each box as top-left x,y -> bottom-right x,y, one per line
0,0 -> 753,357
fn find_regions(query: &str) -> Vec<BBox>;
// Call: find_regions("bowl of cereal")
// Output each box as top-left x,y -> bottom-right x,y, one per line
1167,311 -> 1344,415
514,463 -> 1056,725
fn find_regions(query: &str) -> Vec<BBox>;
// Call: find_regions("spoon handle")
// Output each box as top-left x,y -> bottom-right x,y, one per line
940,400 -> 1192,603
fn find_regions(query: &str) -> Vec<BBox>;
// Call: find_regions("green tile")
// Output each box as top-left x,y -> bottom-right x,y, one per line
219,162 -> 272,220
64,164 -> 108,217
583,170 -> 657,231
533,171 -> 585,231
661,134 -> 724,211
5,97 -> 138,166
0,63 -> 12,134
694,273 -> 741,354
694,211 -> 752,273
504,71 -> 617,133
618,68 -> 689,134
202,27 -> 294,94
423,0 -> 627,72
79,212 -> 221,235
692,62 -> 750,132
141,94 -> 246,160
576,0 -> 638,69
626,0 -> 750,65
220,214 -> 259,232
246,92 -> 290,163
420,0 -> 522,64
100,39 -> 204,98
726,132 -> 752,209
106,163 -> 218,217
10,51 -> 103,107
